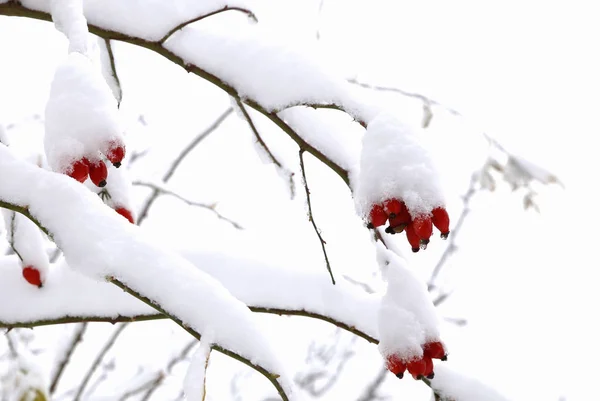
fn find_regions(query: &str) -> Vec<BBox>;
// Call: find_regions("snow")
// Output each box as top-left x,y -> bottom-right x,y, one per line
184,339 -> 212,401
165,23 -> 377,121
431,365 -> 511,401
354,112 -> 446,218
0,145 -> 289,387
101,164 -> 135,215
278,107 -> 362,174
44,51 -> 123,174
50,0 -> 90,54
20,0 -> 256,42
0,343 -> 49,401
1,210 -> 50,282
377,304 -> 423,360
97,37 -> 122,104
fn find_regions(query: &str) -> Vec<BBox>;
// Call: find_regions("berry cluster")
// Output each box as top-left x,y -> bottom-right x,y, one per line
367,199 -> 450,252
66,140 -> 125,187
385,341 -> 447,380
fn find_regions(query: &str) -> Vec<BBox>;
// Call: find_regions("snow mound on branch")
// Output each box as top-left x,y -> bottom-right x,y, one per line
165,23 -> 361,113
431,365 -> 512,401
376,245 -> 441,357
50,0 -> 90,54
184,339 -> 212,401
354,112 -> 445,217
44,51 -> 123,173
0,145 -> 289,384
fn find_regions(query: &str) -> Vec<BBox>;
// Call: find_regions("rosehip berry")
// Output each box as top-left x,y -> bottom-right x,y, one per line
368,204 -> 388,229
67,159 -> 89,183
86,159 -> 108,187
406,358 -> 427,380
385,354 -> 407,379
405,223 -> 421,252
424,341 -> 447,361
424,356 -> 435,379
106,141 -> 125,168
431,207 -> 450,239
384,198 -> 403,218
385,201 -> 411,234
22,266 -> 42,288
412,215 -> 433,248
115,207 -> 135,224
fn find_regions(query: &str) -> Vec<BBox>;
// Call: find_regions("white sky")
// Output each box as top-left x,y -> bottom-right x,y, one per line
1,0 -> 600,400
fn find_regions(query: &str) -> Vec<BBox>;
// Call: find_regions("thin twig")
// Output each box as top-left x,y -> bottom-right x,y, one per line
118,373 -> 164,401
158,6 -> 257,44
299,149 -> 335,285
428,172 -> 479,289
73,323 -> 129,401
136,108 -> 233,224
356,366 -> 387,401
101,38 -> 122,106
234,97 -> 295,198
133,181 -> 242,229
49,322 -> 88,395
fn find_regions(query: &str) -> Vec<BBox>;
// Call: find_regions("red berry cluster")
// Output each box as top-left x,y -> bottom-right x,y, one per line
367,199 -> 450,252
385,341 -> 447,380
22,265 -> 42,288
66,140 -> 125,187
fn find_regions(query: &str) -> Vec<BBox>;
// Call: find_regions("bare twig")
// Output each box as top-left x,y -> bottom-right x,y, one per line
299,149 -> 335,285
133,180 -> 243,229
49,322 -> 88,395
73,323 -> 129,401
234,98 -> 295,198
158,6 -> 257,44
136,108 -> 233,224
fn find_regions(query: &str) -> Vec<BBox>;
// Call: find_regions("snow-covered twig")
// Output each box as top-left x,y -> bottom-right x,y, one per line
158,6 -> 257,44
234,98 -> 295,198
133,181 -> 243,230
299,149 -> 335,284
136,108 -> 233,224
73,322 -> 129,401
49,322 -> 88,395
98,38 -> 122,106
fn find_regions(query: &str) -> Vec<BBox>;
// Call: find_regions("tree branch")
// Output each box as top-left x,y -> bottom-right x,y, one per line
49,322 -> 88,395
158,6 -> 257,44
299,149 -> 335,284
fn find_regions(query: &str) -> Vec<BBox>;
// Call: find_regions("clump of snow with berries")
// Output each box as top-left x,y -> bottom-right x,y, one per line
354,113 -> 450,252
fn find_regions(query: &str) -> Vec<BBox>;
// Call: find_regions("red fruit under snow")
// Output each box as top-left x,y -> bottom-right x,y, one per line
413,215 -> 433,245
384,198 -> 403,217
431,207 -> 450,239
106,141 -> 125,168
406,358 -> 427,380
87,159 -> 108,187
368,204 -> 388,228
67,159 -> 89,183
22,266 -> 42,288
423,356 -> 435,379
386,201 -> 411,234
405,223 -> 421,252
424,341 -> 447,360
115,207 -> 135,224
385,354 -> 407,379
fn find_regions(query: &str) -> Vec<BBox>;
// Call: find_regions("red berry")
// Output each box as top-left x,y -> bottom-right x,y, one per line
385,354 -> 407,379
423,356 -> 435,379
386,201 -> 411,233
384,199 -> 403,217
115,207 -> 135,224
106,141 -> 125,168
406,358 -> 427,380
67,159 -> 89,183
424,341 -> 447,360
432,207 -> 450,239
368,204 -> 388,228
405,223 -> 421,252
22,266 -> 42,288
413,215 -> 433,244
87,159 -> 108,187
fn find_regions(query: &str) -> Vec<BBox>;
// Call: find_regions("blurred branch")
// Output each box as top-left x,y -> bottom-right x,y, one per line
158,6 -> 257,44
234,97 -> 295,199
133,180 -> 243,230
356,366 -> 387,401
73,323 -> 129,401
49,322 -> 88,395
136,108 -> 233,224
299,149 -> 335,285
